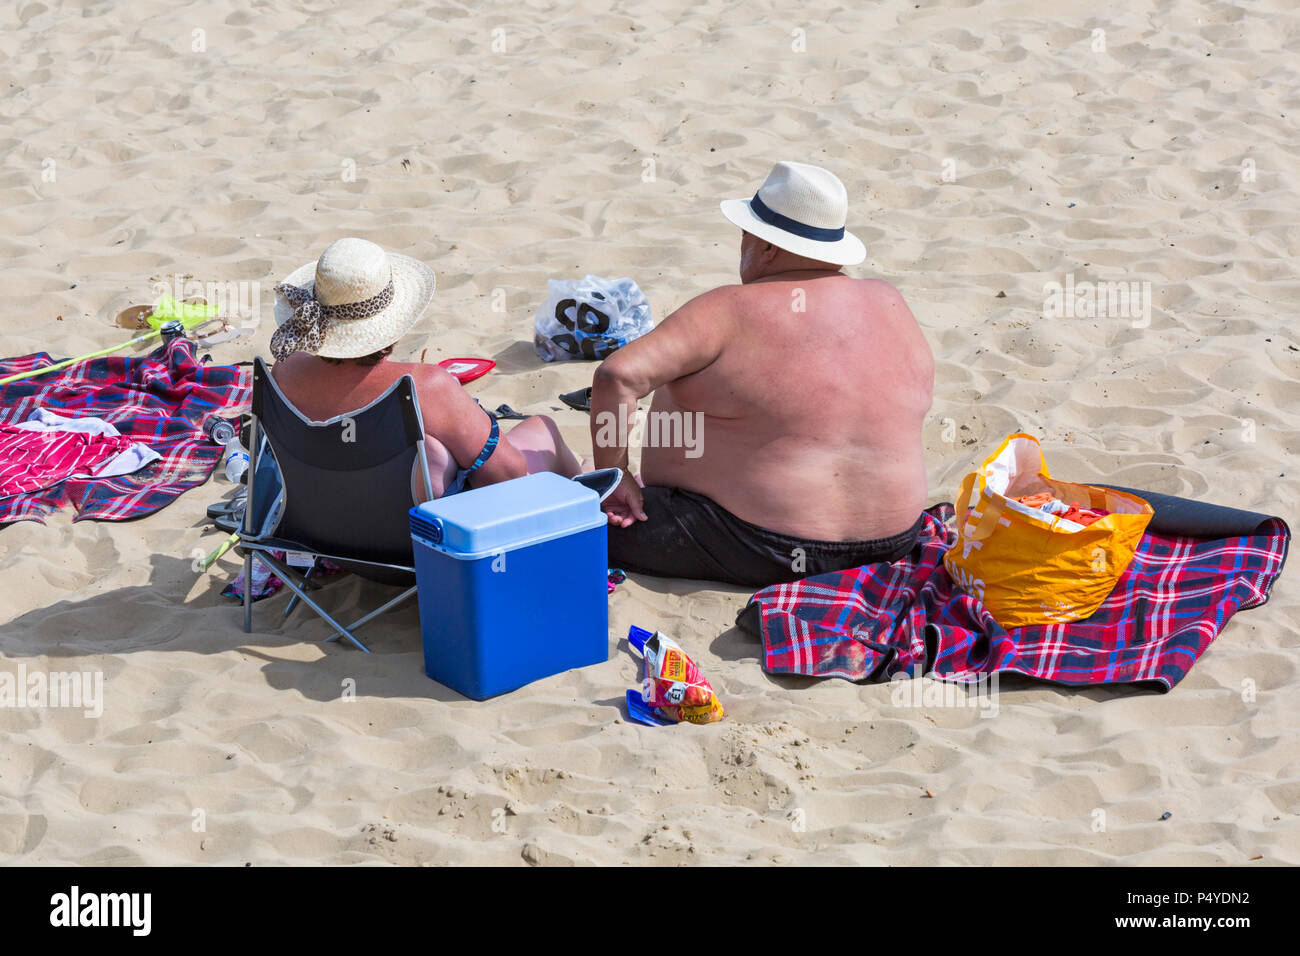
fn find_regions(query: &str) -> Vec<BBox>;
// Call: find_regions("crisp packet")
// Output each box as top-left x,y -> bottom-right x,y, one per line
626,626 -> 724,726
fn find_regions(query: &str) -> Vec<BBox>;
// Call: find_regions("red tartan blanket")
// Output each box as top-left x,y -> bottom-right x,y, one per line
742,504 -> 1290,691
0,337 -> 251,524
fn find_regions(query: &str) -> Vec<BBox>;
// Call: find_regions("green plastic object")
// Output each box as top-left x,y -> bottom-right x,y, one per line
147,295 -> 220,329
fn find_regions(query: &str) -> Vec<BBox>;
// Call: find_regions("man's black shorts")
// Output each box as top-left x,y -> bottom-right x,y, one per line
607,485 -> 923,589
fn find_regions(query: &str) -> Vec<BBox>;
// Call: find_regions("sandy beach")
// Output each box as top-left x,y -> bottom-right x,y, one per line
0,0 -> 1296,865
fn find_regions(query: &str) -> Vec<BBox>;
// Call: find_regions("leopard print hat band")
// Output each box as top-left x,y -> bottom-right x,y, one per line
269,280 -> 396,361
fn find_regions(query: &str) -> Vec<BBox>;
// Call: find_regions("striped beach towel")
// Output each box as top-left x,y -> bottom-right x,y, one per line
0,423 -> 134,497
0,337 -> 251,524
741,501 -> 1289,691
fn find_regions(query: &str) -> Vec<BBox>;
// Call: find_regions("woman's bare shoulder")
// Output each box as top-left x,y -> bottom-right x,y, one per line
391,360 -> 458,392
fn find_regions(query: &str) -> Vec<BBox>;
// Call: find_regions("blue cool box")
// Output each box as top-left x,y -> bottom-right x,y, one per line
409,472 -> 609,700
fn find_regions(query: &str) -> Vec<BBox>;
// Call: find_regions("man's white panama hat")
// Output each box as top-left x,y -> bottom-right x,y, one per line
720,161 -> 866,266
270,237 -> 436,360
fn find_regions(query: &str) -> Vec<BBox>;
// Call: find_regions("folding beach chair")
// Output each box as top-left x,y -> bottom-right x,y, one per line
221,357 -> 435,653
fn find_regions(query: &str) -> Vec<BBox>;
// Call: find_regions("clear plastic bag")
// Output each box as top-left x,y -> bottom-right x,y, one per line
533,275 -> 654,362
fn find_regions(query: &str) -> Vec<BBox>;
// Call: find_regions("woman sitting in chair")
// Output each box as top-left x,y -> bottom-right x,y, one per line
268,237 -> 583,499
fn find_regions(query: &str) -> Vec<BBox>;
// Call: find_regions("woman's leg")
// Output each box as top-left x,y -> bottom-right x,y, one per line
503,415 -> 583,478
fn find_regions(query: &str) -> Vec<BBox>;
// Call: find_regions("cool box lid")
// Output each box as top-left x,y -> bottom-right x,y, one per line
409,472 -> 606,560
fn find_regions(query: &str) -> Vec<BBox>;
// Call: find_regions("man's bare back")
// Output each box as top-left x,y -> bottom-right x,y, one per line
641,273 -> 932,540
591,160 -> 933,586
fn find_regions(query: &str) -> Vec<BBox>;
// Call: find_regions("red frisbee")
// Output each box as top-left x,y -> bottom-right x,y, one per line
437,357 -> 495,384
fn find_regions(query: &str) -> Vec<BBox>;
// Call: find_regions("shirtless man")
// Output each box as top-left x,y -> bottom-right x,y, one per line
268,238 -> 581,499
590,162 -> 933,587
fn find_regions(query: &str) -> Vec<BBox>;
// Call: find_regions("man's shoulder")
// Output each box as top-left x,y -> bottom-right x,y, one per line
680,283 -> 746,310
839,278 -> 914,318
849,277 -> 906,301
660,284 -> 747,327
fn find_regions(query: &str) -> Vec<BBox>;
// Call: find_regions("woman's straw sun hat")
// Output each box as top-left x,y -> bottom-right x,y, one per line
270,237 -> 435,360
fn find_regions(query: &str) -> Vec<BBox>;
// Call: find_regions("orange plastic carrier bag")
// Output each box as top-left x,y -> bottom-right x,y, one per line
943,434 -> 1154,628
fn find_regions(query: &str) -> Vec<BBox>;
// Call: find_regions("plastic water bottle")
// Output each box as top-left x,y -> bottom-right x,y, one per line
612,277 -> 636,313
222,437 -> 250,483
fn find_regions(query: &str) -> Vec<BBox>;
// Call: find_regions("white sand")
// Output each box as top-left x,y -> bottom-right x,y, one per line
0,0 -> 1296,864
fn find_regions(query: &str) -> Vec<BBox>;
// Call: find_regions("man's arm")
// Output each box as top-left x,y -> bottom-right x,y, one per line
590,287 -> 732,523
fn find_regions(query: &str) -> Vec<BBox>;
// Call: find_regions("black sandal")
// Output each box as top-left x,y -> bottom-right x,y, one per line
487,404 -> 529,421
206,494 -> 245,521
559,387 -> 592,412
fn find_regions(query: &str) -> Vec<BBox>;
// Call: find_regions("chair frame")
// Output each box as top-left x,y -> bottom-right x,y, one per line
237,360 -> 434,653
